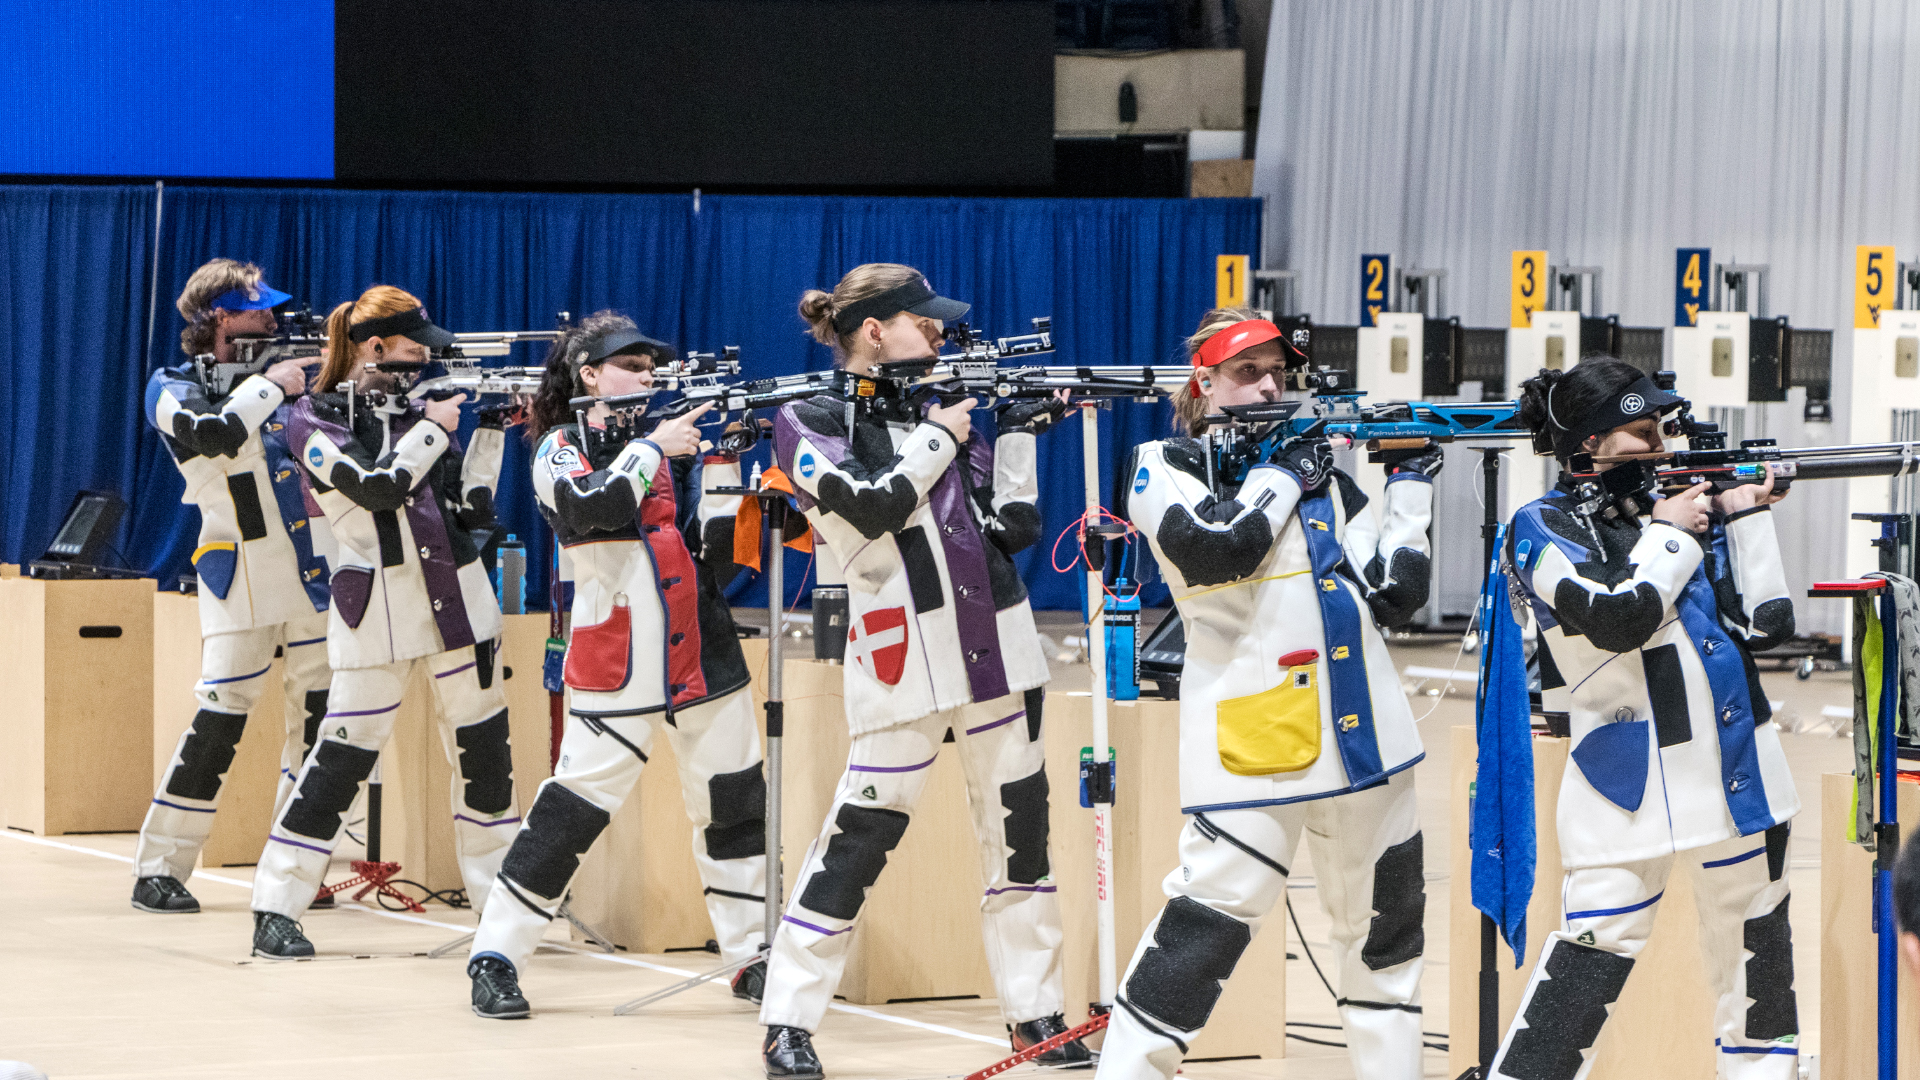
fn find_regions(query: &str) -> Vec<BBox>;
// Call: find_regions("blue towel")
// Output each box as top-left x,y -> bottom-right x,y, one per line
1472,524 -> 1536,967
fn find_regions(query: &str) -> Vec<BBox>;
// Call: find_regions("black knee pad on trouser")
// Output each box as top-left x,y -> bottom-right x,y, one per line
1501,940 -> 1635,1080
1123,895 -> 1252,1032
798,803 -> 910,921
455,709 -> 514,814
999,767 -> 1051,884
280,740 -> 380,839
1764,822 -> 1790,882
300,691 -> 328,759
1024,686 -> 1044,742
1362,831 -> 1426,971
1743,895 -> 1797,1041
704,764 -> 767,861
165,709 -> 249,801
501,782 -> 612,899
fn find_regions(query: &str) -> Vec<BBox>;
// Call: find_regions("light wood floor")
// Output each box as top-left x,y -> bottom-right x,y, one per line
0,639 -> 1851,1079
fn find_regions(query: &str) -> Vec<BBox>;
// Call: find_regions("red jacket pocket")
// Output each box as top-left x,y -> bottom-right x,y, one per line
565,595 -> 633,693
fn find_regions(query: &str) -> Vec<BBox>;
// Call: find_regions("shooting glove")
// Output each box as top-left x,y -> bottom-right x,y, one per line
1379,443 -> 1445,479
996,396 -> 1070,436
1272,437 -> 1334,492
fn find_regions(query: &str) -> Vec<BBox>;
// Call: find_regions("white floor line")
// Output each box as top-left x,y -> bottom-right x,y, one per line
0,829 -> 1006,1049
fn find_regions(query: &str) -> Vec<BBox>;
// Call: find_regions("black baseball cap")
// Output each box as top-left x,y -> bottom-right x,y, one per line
830,275 -> 970,334
1555,373 -> 1686,445
582,328 -> 676,366
347,307 -> 456,350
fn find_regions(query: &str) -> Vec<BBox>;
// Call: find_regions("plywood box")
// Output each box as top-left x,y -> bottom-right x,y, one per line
0,577 -> 156,835
1820,771 -> 1920,1079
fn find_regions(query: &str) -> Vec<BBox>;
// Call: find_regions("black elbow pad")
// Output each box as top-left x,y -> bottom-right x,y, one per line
173,410 -> 250,459
815,472 -> 918,540
989,501 -> 1043,555
1365,549 -> 1432,628
327,460 -> 413,512
555,471 -> 639,534
1554,579 -> 1665,653
1156,505 -> 1272,587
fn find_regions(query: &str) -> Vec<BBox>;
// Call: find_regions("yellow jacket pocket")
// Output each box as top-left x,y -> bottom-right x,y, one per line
1216,663 -> 1323,776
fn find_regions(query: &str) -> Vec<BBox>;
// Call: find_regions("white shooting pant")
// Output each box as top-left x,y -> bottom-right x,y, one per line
1099,770 -> 1426,1080
470,686 -> 769,974
1491,827 -> 1799,1080
759,691 -> 1064,1033
251,642 -> 517,918
134,612 -> 332,881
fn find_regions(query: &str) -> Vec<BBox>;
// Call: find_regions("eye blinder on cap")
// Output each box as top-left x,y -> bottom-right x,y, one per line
829,277 -> 970,335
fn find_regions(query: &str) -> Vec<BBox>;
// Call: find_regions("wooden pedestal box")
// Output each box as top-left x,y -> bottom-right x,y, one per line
1820,771 -> 1920,1080
1044,693 -> 1287,1061
0,577 -> 155,835
1448,726 -> 1716,1079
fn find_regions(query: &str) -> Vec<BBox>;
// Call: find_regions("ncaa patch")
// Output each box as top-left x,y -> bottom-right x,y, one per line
1134,466 -> 1150,494
798,452 -> 817,479
307,446 -> 324,467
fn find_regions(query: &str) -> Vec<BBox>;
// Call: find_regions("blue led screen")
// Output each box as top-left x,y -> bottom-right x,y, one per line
0,1 -> 333,178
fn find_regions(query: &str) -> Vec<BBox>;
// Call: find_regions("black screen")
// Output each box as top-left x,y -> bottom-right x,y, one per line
335,0 -> 1054,189
50,497 -> 107,558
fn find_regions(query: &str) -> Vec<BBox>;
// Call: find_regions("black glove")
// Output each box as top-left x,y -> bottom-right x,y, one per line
996,396 -> 1070,436
1272,437 -> 1334,491
1379,443 -> 1445,479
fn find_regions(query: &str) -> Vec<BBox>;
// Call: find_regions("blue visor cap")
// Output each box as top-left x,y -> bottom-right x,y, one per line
209,282 -> 292,312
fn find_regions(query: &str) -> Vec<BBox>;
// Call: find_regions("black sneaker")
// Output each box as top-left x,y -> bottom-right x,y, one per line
131,876 -> 200,914
251,911 -> 314,959
1010,1013 -> 1093,1068
763,1025 -> 824,1080
469,954 -> 530,1019
310,889 -> 336,909
732,956 -> 767,1004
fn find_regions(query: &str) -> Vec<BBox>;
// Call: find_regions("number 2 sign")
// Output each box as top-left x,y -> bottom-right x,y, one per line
1360,254 -> 1389,327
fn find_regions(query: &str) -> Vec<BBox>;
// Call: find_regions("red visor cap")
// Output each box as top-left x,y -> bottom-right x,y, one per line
1193,319 -> 1299,369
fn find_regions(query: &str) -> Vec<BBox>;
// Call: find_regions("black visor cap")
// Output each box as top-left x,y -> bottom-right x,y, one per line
1563,374 -> 1685,445
830,276 -> 970,334
584,329 -> 675,366
347,307 -> 456,350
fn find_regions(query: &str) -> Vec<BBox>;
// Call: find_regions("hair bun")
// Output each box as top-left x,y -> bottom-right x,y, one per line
798,289 -> 839,346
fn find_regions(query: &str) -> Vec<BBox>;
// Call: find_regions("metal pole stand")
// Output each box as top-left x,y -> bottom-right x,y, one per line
1462,446 -> 1506,1080
1813,512 -> 1909,1080
613,477 -> 786,1013
1079,403 -> 1118,1017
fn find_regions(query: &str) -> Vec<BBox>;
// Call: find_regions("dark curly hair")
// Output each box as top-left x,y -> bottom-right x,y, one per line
1515,357 -> 1645,465
526,310 -> 652,441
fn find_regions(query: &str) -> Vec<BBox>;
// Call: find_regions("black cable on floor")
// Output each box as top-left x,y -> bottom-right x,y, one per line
374,880 -> 470,910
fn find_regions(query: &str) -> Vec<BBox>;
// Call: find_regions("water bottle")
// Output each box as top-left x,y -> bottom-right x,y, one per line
1105,578 -> 1141,701
495,534 -> 527,615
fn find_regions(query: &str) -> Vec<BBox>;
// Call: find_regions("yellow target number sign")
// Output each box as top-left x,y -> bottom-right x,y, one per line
1217,254 -> 1250,309
1510,250 -> 1548,329
1856,245 -> 1896,329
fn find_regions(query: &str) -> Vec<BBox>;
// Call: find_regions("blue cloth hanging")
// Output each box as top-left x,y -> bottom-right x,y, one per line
1472,524 -> 1536,967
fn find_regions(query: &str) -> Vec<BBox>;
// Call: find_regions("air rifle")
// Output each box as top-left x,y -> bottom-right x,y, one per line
565,350 -> 745,465
1205,366 -> 1529,486
201,304 -> 326,397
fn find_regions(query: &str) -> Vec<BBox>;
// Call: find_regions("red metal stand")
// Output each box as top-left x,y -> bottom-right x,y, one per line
963,1011 -> 1110,1080
315,860 -> 425,913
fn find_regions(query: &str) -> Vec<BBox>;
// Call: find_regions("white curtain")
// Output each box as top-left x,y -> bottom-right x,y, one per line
1255,0 -> 1920,637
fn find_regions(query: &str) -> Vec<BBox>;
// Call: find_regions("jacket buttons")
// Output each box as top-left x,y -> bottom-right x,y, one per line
1720,705 -> 1736,726
1701,639 -> 1716,655
1614,706 -> 1635,722
432,599 -> 443,611
944,524 -> 962,534
967,649 -> 990,663
1666,539 -> 1681,553
1728,773 -> 1749,793
419,545 -> 432,558
957,585 -> 977,598
670,633 -> 685,645
1338,714 -> 1360,731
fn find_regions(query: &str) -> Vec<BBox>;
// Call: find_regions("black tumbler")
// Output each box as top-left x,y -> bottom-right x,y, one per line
812,586 -> 849,663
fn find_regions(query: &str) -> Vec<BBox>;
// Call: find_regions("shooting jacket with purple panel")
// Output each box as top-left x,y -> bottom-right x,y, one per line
775,396 -> 1048,735
287,392 -> 505,670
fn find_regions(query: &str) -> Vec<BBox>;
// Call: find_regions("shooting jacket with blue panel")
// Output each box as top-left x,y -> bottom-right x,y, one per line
1125,439 -> 1434,813
146,364 -> 333,634
531,423 -> 751,720
288,392 -> 505,670
1509,476 -> 1800,868
775,397 -> 1049,735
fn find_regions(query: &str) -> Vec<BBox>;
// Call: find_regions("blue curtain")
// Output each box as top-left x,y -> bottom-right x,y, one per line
0,184 -> 1258,611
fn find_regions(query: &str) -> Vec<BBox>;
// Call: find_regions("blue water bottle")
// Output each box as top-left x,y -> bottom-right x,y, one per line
493,534 -> 527,615
1105,578 -> 1141,701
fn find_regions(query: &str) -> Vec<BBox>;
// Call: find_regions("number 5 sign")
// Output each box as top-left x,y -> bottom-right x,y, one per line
1510,250 -> 1547,328
1856,245 -> 1896,329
